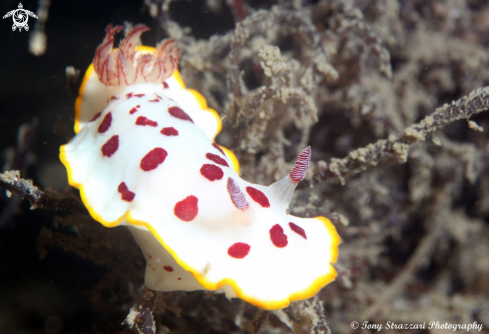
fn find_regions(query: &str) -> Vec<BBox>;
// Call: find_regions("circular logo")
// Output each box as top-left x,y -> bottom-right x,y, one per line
14,10 -> 27,25
2,3 -> 38,32
351,321 -> 359,329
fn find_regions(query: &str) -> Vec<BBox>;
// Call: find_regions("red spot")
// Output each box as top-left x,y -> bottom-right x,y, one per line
152,268 -> 155,271
149,93 -> 162,102
118,182 -> 136,202
129,105 -> 141,114
270,224 -> 288,248
163,266 -> 174,272
200,164 -> 224,181
177,277 -> 181,280
160,127 -> 179,136
148,264 -> 151,267
140,148 -> 168,171
174,195 -> 198,222
163,82 -> 169,89
227,178 -> 249,210
168,106 -> 194,123
246,187 -> 270,208
126,92 -> 145,98
289,222 -> 307,239
136,116 -> 158,127
148,254 -> 152,259
212,143 -> 225,156
206,153 -> 229,167
90,112 -> 102,122
118,182 -> 128,192
110,96 -> 119,101
228,243 -> 251,259
98,112 -> 112,133
101,135 -> 119,157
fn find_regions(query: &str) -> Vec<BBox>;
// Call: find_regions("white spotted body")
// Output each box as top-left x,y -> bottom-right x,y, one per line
60,25 -> 340,310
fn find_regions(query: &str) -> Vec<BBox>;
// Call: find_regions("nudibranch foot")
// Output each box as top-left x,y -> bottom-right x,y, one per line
61,24 -> 340,311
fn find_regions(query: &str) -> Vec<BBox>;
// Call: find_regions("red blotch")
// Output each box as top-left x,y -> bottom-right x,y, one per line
118,182 -> 128,192
163,266 -> 174,272
228,242 -> 251,259
212,142 -> 225,156
246,187 -> 270,208
289,222 -> 307,239
90,112 -> 102,122
160,127 -> 179,136
149,99 -> 160,102
174,195 -> 198,222
155,93 -> 162,99
118,182 -> 136,202
98,112 -> 112,133
101,135 -> 119,157
177,277 -> 181,280
129,105 -> 141,114
110,96 -> 119,101
127,92 -> 145,98
206,153 -> 229,167
152,268 -> 155,271
270,224 -> 288,248
168,106 -> 194,123
136,116 -> 158,127
148,254 -> 152,259
163,82 -> 169,89
200,164 -> 224,181
140,148 -> 168,171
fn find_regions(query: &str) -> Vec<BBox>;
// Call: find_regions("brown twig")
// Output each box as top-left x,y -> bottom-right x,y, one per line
230,0 -> 248,22
124,287 -> 157,334
360,185 -> 452,320
65,66 -> 81,97
360,217 -> 442,320
1,119 -> 38,225
0,170 -> 87,213
245,309 -> 269,334
311,296 -> 331,334
310,86 -> 489,185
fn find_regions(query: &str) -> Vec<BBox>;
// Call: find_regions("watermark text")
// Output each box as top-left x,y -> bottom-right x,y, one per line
350,320 -> 483,332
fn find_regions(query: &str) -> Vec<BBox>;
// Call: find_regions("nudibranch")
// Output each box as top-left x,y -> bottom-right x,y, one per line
60,24 -> 340,310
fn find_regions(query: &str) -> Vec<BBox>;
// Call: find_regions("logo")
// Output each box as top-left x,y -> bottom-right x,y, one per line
3,3 -> 38,32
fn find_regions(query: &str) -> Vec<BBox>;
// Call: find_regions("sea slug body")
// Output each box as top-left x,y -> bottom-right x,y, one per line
60,24 -> 340,310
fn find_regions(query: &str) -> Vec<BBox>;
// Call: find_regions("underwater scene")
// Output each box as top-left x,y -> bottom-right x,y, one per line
1,0 -> 489,333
